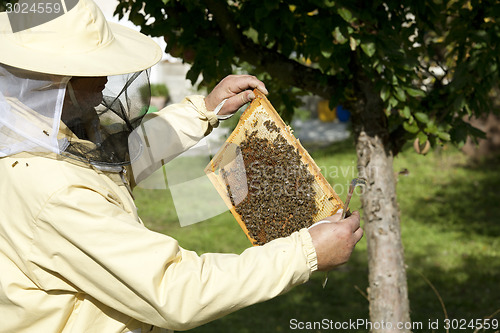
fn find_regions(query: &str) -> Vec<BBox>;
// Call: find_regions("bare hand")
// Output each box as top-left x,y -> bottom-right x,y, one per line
308,211 -> 363,271
204,75 -> 268,116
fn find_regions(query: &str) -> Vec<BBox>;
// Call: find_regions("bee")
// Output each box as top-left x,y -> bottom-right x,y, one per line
236,130 -> 318,245
43,130 -> 49,136
11,161 -> 19,168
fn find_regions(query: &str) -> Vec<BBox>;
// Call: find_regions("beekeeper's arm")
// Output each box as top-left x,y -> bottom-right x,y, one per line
31,184 -> 362,331
131,75 -> 267,184
31,183 -> 317,331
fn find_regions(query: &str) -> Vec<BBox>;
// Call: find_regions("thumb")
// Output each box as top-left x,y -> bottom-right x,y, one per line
328,209 -> 344,222
218,91 -> 256,116
308,209 -> 344,230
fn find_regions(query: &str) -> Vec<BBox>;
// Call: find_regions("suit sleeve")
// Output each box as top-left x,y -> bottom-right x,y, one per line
130,96 -> 219,185
29,184 -> 318,331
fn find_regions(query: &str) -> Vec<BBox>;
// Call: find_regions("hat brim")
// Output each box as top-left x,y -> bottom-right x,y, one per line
0,16 -> 162,76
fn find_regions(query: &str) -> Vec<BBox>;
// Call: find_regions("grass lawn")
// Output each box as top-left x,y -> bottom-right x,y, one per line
133,138 -> 500,332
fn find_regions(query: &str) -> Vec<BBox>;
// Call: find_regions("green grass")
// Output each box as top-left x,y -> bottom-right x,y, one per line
133,139 -> 500,332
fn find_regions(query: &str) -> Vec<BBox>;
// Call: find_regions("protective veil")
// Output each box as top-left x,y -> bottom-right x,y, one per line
0,63 -> 151,168
0,64 -> 69,156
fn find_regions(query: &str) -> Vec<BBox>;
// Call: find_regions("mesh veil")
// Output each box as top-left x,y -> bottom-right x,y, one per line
0,64 -> 69,156
0,63 -> 151,167
63,70 -> 151,166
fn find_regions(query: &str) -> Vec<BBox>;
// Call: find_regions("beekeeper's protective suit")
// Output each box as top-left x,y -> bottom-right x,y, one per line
0,1 -> 318,332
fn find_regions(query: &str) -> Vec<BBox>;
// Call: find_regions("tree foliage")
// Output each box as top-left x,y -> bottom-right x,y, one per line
116,0 -> 499,153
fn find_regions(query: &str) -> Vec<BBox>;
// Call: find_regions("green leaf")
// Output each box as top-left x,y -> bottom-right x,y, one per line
453,95 -> 465,112
403,120 -> 419,133
464,103 -> 472,116
437,131 -> 451,141
129,12 -> 146,26
414,112 -> 429,124
243,27 -> 259,44
361,42 -> 376,57
186,65 -> 201,85
281,36 -> 294,57
332,27 -> 347,44
405,87 -> 425,98
417,131 -> 428,144
425,120 -> 438,134
320,38 -> 334,59
394,86 -> 406,102
391,75 -> 398,85
321,50 -> 332,58
389,96 -> 399,108
380,85 -> 390,102
402,106 -> 411,119
384,107 -> 392,116
349,36 -> 358,51
337,8 -> 353,23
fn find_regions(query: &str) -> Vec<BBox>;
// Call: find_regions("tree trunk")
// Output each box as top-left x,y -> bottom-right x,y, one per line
351,77 -> 411,332
356,131 -> 411,332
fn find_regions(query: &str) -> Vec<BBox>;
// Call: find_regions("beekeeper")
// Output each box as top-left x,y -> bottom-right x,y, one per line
0,1 -> 363,332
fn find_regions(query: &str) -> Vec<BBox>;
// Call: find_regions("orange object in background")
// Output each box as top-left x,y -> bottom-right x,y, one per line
318,99 -> 337,122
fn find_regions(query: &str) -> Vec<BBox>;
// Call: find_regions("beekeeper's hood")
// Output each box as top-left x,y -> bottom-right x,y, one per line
0,0 -> 162,167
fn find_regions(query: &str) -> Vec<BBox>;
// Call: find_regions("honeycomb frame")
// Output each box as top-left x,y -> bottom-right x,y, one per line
204,89 -> 343,245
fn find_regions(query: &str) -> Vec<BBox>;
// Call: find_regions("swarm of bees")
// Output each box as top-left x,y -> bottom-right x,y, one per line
206,89 -> 342,246
231,129 -> 318,245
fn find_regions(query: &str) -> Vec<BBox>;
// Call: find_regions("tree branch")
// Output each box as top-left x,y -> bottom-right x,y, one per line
202,0 -> 342,100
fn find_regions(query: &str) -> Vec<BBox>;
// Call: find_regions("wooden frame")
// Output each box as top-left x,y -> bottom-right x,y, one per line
205,89 -> 343,245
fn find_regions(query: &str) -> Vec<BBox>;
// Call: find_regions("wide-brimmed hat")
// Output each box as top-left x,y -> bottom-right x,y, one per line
0,0 -> 162,76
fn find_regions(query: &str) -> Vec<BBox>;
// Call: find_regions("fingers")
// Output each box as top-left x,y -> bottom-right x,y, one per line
346,211 -> 363,245
354,226 -> 364,243
205,75 -> 267,115
326,209 -> 344,222
228,75 -> 268,95
220,90 -> 256,115
307,209 -> 361,231
308,210 -> 363,271
345,211 -> 361,233
308,209 -> 343,230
